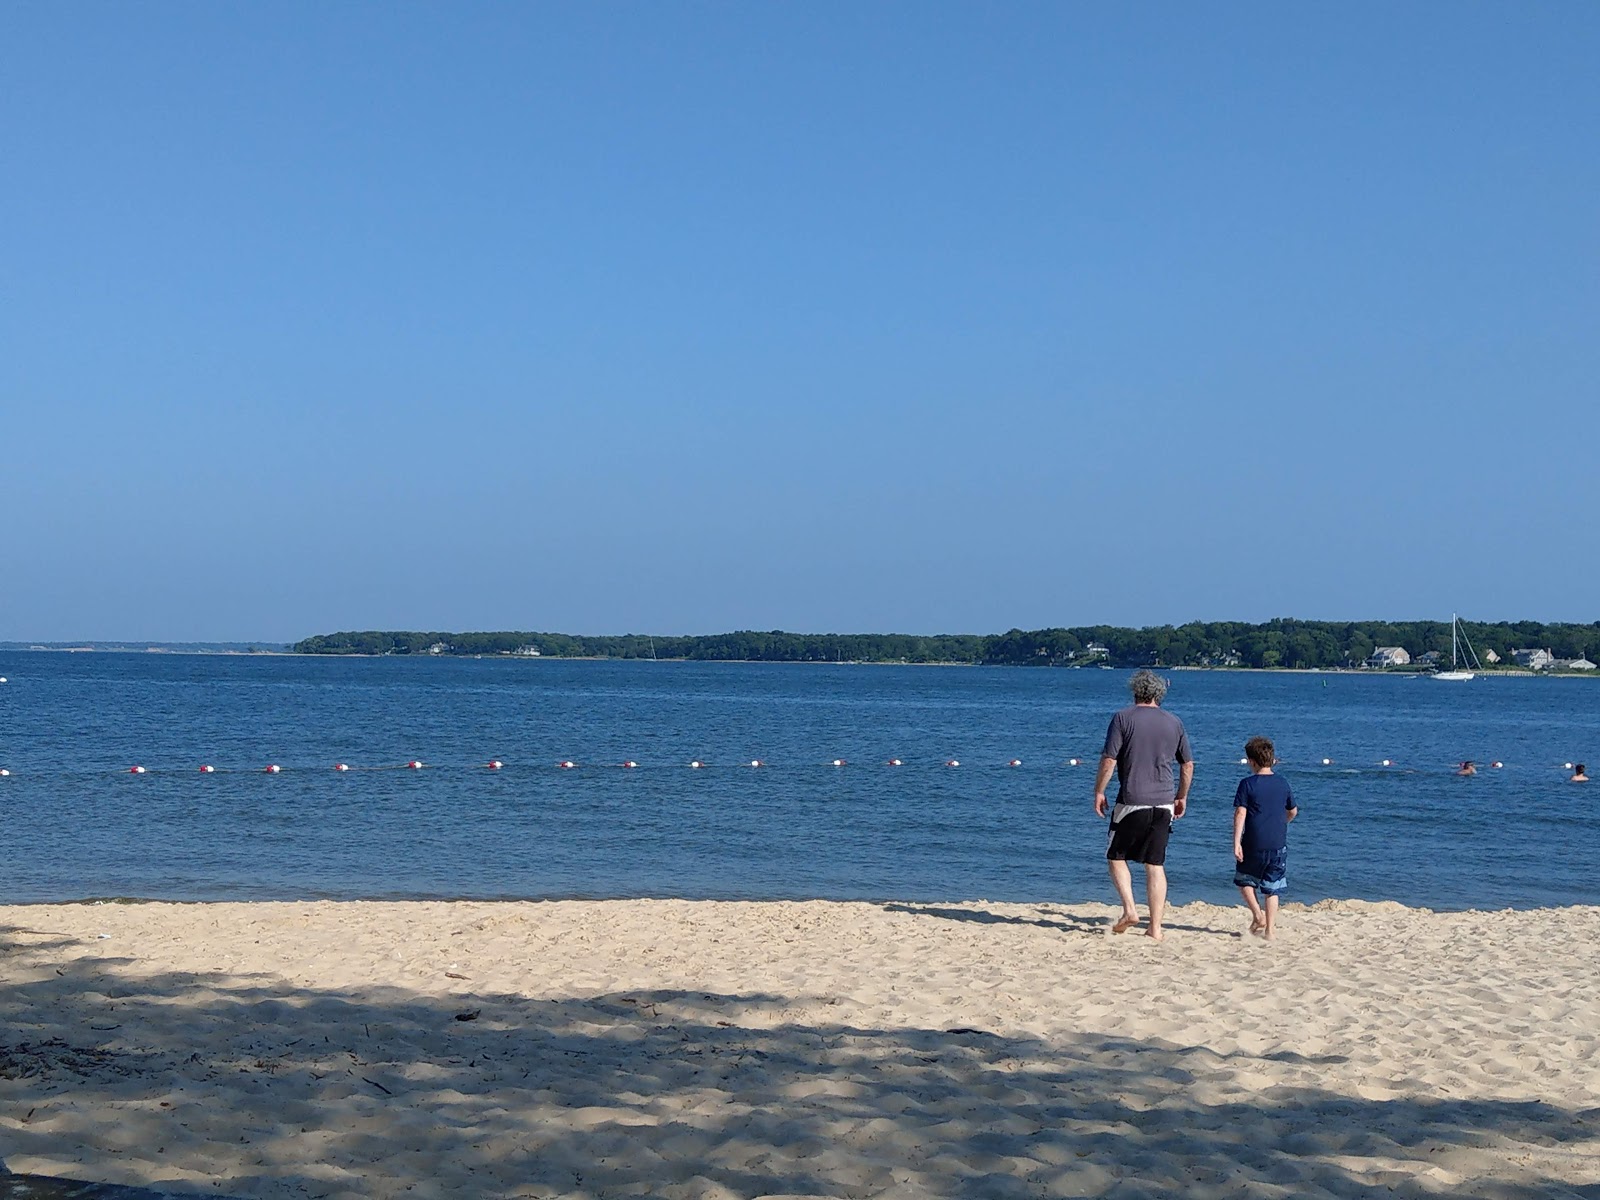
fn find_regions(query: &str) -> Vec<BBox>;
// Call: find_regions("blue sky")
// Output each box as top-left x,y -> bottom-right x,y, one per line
4,4 -> 1596,641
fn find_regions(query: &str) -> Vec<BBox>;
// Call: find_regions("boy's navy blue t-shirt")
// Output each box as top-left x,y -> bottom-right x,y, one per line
1234,772 -> 1296,853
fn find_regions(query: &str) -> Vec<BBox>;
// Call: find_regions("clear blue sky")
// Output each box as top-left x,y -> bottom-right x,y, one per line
4,4 -> 1596,641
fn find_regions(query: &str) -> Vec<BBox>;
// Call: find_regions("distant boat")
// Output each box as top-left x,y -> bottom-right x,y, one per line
1432,613 -> 1481,680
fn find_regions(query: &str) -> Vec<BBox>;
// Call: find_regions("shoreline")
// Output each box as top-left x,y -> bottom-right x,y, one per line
5,645 -> 1592,677
2,897 -> 1597,1198
7,891 -> 1589,915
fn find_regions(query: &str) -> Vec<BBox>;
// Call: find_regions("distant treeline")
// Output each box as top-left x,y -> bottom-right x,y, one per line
292,619 -> 1600,669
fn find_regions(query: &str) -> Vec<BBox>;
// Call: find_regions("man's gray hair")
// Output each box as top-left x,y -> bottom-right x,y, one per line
1129,669 -> 1169,704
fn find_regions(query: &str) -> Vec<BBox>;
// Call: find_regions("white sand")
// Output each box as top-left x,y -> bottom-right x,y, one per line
1,898 -> 1597,1199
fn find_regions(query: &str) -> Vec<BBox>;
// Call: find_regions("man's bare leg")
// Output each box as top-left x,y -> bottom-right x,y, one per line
1239,885 -> 1266,934
1144,865 -> 1167,940
1108,860 -> 1139,932
1263,893 -> 1280,940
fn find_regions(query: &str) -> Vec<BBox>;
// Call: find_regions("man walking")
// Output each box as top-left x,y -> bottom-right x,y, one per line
1093,669 -> 1193,941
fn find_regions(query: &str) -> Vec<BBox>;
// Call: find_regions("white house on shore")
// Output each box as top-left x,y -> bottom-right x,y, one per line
1367,647 -> 1411,668
1555,657 -> 1597,671
1512,648 -> 1555,670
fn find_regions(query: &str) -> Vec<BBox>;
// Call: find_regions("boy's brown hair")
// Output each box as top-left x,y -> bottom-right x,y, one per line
1245,736 -> 1276,768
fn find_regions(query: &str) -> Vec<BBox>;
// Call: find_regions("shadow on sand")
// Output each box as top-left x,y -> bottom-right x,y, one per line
0,951 -> 1596,1198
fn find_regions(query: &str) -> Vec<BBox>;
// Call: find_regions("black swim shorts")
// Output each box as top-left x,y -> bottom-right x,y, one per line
1106,806 -> 1173,865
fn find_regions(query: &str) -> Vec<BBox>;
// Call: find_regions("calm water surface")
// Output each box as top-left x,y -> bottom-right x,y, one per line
0,653 -> 1595,909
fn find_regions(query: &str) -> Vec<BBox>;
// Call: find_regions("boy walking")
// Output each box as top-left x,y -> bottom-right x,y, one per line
1233,736 -> 1297,940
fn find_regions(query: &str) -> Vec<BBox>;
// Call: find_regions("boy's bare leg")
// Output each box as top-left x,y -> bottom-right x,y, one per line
1239,886 -> 1266,933
1108,860 -> 1140,932
1263,894 -> 1280,940
1144,865 -> 1167,940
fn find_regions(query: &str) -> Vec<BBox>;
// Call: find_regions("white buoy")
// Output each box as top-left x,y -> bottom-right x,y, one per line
621,760 -> 637,769
887,758 -> 902,766
690,760 -> 704,769
1491,761 -> 1503,769
559,760 -> 576,769
334,763 -> 350,772
1565,762 -> 1574,770
946,759 -> 960,768
486,760 -> 503,770
749,760 -> 763,768
199,765 -> 215,774
264,764 -> 281,774
0,677 -> 7,683
1322,758 -> 1333,766
1381,759 -> 1392,767
0,769 -> 10,777
1008,759 -> 1022,767
831,759 -> 846,767
1068,758 -> 1080,767
1240,757 -> 1249,765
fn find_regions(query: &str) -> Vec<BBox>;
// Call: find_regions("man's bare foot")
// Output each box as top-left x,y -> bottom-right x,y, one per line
1262,930 -> 1276,941
1111,914 -> 1140,934
1144,928 -> 1164,942
1250,926 -> 1267,939
1249,918 -> 1265,934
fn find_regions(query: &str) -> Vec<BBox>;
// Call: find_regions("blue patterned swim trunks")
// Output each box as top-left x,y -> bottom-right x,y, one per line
1234,847 -> 1288,895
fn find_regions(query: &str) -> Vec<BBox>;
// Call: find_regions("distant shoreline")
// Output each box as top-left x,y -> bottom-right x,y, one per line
3,645 -> 1595,677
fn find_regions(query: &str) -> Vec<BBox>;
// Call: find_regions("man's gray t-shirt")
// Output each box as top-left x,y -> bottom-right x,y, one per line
1102,704 -> 1192,808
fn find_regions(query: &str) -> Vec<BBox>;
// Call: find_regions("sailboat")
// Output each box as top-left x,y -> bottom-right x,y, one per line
1432,614 -> 1482,680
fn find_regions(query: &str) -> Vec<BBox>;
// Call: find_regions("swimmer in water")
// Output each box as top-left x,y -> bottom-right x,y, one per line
1457,761 -> 1477,776
1572,764 -> 1589,783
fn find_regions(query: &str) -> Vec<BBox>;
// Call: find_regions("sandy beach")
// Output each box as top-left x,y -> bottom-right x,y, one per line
1,899 -> 1597,1199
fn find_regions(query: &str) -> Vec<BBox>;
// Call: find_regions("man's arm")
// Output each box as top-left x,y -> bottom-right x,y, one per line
1174,760 -> 1194,818
1094,756 -> 1116,818
1232,806 -> 1246,861
1286,806 -> 1298,823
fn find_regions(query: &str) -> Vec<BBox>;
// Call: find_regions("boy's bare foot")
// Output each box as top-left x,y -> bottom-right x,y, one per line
1249,918 -> 1265,934
1250,926 -> 1268,939
1111,914 -> 1140,934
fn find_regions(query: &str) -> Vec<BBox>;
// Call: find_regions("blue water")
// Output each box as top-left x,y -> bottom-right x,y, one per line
0,652 -> 1595,909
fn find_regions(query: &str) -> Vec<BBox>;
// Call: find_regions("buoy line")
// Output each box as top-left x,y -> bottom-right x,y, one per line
0,756 -> 1548,780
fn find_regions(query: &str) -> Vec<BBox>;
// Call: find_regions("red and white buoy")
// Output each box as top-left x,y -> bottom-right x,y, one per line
621,760 -> 637,769
129,765 -> 147,775
486,760 -> 503,770
334,763 -> 350,772
199,765 -> 215,774
406,760 -> 424,770
689,760 -> 704,769
1008,759 -> 1022,767
945,759 -> 960,768
887,758 -> 902,767
559,760 -> 576,769
1491,761 -> 1504,769
264,764 -> 281,774
831,759 -> 846,767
